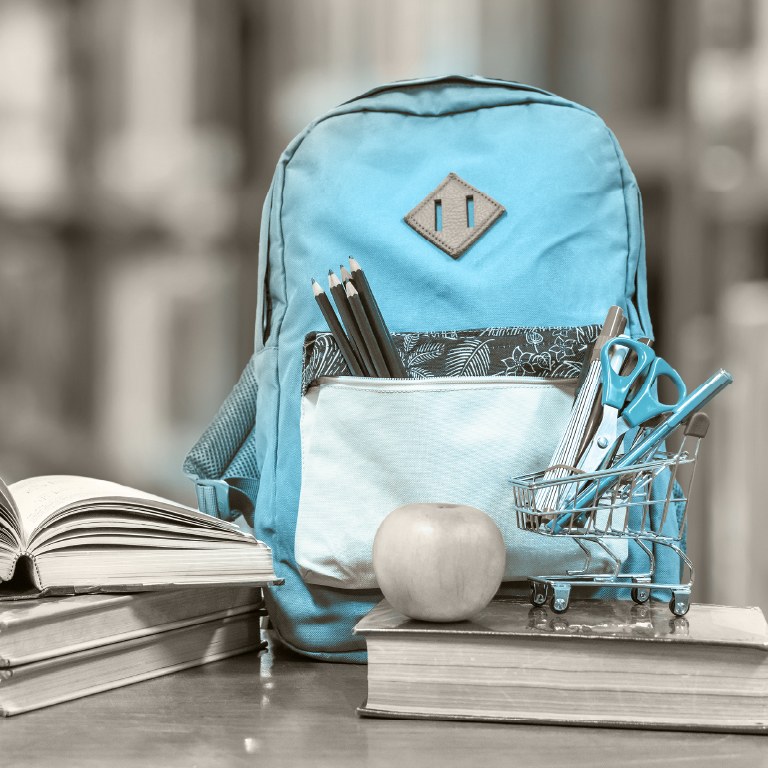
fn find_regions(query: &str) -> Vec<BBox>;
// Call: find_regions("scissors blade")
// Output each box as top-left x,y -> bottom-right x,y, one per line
577,405 -> 621,474
579,337 -> 664,474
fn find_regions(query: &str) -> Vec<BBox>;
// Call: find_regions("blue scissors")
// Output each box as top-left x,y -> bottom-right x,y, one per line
577,338 -> 687,474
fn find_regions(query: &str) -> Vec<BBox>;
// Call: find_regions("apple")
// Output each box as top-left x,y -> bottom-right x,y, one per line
372,502 -> 506,622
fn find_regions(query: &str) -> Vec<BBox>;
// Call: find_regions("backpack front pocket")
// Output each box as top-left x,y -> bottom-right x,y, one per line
295,373 -> 627,589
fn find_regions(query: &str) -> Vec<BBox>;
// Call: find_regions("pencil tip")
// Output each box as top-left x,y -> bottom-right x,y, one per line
349,257 -> 361,271
340,265 -> 353,281
328,271 -> 340,287
328,269 -> 334,276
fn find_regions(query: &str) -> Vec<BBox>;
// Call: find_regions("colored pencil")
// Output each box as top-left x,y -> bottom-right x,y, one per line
328,271 -> 374,376
311,279 -> 365,376
346,281 -> 390,377
348,258 -> 407,377
536,306 -> 626,511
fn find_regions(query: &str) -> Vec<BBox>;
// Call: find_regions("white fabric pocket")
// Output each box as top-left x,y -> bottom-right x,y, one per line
295,375 -> 627,589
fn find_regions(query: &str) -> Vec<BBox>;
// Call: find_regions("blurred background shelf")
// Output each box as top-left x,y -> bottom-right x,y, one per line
0,0 -> 765,611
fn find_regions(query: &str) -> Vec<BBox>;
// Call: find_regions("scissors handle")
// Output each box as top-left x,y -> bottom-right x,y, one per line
600,337 -> 655,409
621,356 -> 687,428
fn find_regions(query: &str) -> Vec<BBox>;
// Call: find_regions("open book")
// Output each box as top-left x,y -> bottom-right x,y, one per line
0,475 -> 277,594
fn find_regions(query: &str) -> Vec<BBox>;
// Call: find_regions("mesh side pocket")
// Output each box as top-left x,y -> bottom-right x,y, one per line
184,355 -> 260,484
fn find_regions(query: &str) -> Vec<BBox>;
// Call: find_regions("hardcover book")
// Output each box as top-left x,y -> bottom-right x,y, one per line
0,475 -> 276,593
0,585 -> 264,666
0,609 -> 265,716
355,598 -> 768,733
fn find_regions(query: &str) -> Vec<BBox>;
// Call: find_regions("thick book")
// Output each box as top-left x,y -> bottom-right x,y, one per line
355,598 -> 768,733
0,609 -> 264,716
0,475 -> 277,593
0,585 -> 264,665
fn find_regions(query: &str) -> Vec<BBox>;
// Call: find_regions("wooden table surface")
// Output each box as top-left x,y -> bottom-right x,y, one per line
2,632 -> 766,768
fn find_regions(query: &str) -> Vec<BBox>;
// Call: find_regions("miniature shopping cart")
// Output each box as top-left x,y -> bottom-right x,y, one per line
510,413 -> 710,617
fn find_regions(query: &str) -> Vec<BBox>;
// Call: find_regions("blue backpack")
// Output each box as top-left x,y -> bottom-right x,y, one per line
184,76 -> 678,662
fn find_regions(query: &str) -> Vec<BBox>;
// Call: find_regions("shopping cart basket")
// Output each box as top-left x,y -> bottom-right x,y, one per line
510,413 -> 709,617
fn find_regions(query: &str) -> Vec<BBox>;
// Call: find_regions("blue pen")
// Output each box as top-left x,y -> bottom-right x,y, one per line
549,369 -> 733,532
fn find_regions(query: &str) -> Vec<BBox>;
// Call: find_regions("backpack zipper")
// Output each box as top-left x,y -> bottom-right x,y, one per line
316,375 -> 574,389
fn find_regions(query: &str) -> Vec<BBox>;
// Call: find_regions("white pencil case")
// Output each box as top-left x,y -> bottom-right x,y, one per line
295,374 -> 628,589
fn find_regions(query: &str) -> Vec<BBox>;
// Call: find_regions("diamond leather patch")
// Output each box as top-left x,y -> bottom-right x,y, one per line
404,173 -> 505,258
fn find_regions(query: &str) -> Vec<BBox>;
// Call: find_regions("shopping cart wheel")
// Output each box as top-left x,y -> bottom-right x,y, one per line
631,586 -> 651,604
669,592 -> 690,617
551,584 -> 570,614
529,581 -> 548,606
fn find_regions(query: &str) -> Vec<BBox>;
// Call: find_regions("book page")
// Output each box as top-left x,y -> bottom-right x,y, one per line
9,475 -> 204,544
0,476 -> 21,546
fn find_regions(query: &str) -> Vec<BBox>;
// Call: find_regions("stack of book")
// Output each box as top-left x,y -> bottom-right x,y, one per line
355,597 -> 768,733
0,587 -> 266,716
0,474 -> 278,715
